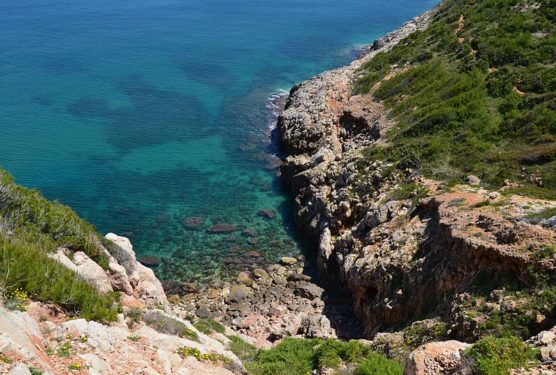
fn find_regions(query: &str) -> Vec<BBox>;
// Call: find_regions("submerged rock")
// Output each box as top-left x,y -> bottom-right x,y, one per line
257,209 -> 277,220
206,224 -> 237,234
138,255 -> 161,267
241,229 -> 257,237
182,216 -> 205,230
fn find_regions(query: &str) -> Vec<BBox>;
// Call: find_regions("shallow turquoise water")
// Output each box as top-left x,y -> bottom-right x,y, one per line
0,0 -> 436,285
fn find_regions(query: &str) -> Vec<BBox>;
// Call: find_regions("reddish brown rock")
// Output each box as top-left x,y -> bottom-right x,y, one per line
138,255 -> 160,267
257,209 -> 277,220
206,224 -> 237,234
183,216 -> 205,230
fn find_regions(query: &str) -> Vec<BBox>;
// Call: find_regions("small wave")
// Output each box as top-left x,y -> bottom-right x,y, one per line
265,89 -> 289,131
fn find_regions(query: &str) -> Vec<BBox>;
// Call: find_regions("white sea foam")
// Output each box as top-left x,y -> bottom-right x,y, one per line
265,89 -> 289,131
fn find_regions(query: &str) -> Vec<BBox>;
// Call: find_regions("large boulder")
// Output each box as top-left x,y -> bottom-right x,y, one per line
405,340 -> 470,375
49,249 -> 113,294
107,260 -> 133,295
528,327 -> 556,361
105,233 -> 167,305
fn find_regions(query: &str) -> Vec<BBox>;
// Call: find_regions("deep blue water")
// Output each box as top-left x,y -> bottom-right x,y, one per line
0,0 -> 436,284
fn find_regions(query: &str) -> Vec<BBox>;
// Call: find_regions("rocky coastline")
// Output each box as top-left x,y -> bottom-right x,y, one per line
275,0 -> 556,372
3,1 -> 556,374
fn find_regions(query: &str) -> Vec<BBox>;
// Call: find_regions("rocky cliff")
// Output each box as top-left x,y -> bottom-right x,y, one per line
0,232 -> 246,375
1,0 -> 555,373
279,0 -> 556,372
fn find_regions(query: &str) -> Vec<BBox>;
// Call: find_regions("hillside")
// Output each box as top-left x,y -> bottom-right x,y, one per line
278,0 -> 556,373
1,0 -> 555,374
355,0 -> 556,199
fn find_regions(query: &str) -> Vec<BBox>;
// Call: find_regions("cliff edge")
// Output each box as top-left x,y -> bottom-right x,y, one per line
279,0 -> 556,372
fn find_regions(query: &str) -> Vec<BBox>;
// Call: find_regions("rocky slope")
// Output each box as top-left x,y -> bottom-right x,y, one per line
278,0 -> 556,372
0,233 -> 243,375
2,0 -> 555,373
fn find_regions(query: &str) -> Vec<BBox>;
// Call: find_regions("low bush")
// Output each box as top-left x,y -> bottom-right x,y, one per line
228,336 -> 257,362
246,338 -> 402,375
193,318 -> 226,335
0,238 -> 119,322
464,335 -> 539,375
354,352 -> 404,375
0,168 -> 119,322
353,0 -> 556,199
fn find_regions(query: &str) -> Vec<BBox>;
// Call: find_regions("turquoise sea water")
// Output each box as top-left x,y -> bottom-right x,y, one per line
0,0 -> 435,285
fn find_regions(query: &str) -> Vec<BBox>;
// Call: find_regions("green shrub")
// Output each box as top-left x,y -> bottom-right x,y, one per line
0,239 -> 119,322
246,338 -> 402,375
228,336 -> 257,361
56,342 -> 72,358
179,327 -> 199,342
354,352 -> 403,375
68,363 -> 82,371
464,335 -> 539,375
388,182 -> 428,204
246,338 -> 317,375
0,168 -> 119,322
314,339 -> 372,369
193,318 -> 226,334
353,0 -> 556,199
177,347 -> 230,363
527,207 -> 556,220
125,307 -> 143,327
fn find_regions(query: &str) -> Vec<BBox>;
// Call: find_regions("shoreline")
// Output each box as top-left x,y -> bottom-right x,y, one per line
163,7 -> 445,345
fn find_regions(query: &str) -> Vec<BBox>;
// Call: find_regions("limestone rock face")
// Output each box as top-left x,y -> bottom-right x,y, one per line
107,259 -> 134,295
0,303 -> 241,375
47,233 -> 167,307
105,233 -> 168,305
49,249 -> 113,294
277,0 -> 556,340
405,341 -> 470,375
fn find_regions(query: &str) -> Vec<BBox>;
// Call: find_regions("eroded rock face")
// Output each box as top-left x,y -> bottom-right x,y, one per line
105,233 -> 168,306
277,0 -> 556,343
0,303 -> 241,375
405,341 -> 470,375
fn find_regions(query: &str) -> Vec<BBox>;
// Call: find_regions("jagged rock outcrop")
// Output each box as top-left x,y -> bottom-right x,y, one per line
0,302 -> 242,374
278,0 -> 556,344
105,233 -> 168,306
48,233 -> 168,308
2,234 -> 244,375
405,341 -> 470,375
279,10 -> 433,162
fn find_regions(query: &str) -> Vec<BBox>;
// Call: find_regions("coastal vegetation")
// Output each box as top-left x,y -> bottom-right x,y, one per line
353,0 -> 556,351
355,0 -> 556,199
0,168 -> 119,321
464,335 -> 539,375
244,338 -> 402,375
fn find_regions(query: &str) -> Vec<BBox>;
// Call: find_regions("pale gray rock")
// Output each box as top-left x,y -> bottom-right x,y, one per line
8,364 -> 31,375
105,233 -> 167,305
49,249 -> 113,293
405,341 -> 470,375
107,259 -> 133,295
79,353 -> 111,375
